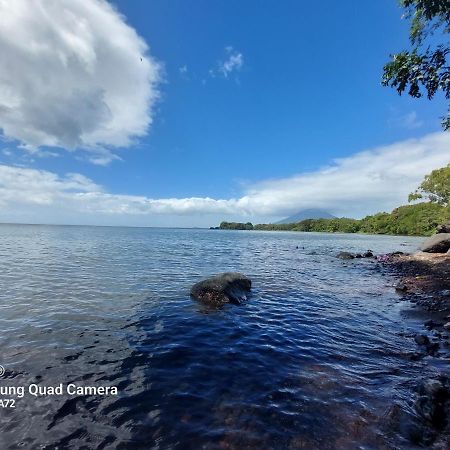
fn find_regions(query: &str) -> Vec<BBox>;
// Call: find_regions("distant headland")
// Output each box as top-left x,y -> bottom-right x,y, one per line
212,202 -> 448,237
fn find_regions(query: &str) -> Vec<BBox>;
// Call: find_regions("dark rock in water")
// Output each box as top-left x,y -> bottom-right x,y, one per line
190,272 -> 251,305
436,221 -> 450,234
363,250 -> 374,258
415,378 -> 448,428
415,334 -> 430,346
395,283 -> 408,292
336,251 -> 354,260
406,352 -> 423,361
422,379 -> 447,399
419,233 -> 450,253
355,253 -> 363,258
384,403 -> 433,446
426,342 -> 439,355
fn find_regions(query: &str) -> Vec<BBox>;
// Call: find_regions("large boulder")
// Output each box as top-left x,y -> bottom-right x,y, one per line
419,233 -> 450,253
190,272 -> 251,305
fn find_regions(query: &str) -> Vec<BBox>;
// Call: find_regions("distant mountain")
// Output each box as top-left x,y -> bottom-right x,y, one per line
276,209 -> 335,224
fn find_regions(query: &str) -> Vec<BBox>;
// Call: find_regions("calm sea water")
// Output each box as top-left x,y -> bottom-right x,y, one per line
0,224 -> 441,449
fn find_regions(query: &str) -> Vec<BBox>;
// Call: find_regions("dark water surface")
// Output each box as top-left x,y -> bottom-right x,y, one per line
0,225 -> 443,449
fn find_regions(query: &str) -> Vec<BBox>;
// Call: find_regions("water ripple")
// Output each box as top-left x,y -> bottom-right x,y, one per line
0,225 -> 436,449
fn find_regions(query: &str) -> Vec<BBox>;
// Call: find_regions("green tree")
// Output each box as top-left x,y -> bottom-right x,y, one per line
219,221 -> 253,230
382,0 -> 450,129
408,164 -> 450,204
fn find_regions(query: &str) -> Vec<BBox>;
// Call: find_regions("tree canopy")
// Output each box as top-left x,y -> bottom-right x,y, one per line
409,163 -> 450,204
382,0 -> 450,129
219,221 -> 254,230
250,203 -> 446,236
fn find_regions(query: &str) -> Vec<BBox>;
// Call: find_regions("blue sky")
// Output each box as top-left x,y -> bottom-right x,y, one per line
0,0 -> 448,226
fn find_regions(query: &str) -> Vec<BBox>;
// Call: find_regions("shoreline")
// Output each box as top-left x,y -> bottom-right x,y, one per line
214,228 -> 432,238
383,251 -> 450,361
385,251 -> 450,318
381,251 -> 450,447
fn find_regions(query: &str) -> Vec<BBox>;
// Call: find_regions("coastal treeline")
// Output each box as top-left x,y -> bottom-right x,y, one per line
217,164 -> 450,236
219,221 -> 254,230
218,202 -> 449,236
257,203 -> 448,236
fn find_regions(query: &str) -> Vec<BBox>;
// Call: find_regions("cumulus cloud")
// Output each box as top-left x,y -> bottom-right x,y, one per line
0,132 -> 449,225
240,132 -> 450,218
0,0 -> 160,163
0,164 -> 101,208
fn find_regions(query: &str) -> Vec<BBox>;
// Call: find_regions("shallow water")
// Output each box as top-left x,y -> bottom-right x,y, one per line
0,224 -> 442,449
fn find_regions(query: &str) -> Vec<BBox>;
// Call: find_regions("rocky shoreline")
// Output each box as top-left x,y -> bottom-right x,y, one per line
333,242 -> 450,447
385,251 -> 450,339
381,250 -> 450,448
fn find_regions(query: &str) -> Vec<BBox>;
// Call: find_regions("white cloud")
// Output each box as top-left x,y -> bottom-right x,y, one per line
0,132 -> 449,225
210,47 -> 244,78
0,164 -> 101,208
0,0 -> 161,163
239,132 -> 450,218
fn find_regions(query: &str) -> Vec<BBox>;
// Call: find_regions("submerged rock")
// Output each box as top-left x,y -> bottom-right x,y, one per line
384,403 -> 434,446
336,251 -> 355,260
336,250 -> 374,260
414,334 -> 440,355
395,282 -> 408,292
190,272 -> 251,305
415,378 -> 448,428
415,334 -> 430,346
419,233 -> 450,253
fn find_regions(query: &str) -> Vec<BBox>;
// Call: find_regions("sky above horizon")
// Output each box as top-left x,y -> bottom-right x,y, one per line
0,0 -> 449,227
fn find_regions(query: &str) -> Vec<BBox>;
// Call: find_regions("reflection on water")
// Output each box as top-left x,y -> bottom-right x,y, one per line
0,224 -> 438,448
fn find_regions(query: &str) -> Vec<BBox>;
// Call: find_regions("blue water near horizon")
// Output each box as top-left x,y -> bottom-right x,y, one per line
0,224 -> 442,449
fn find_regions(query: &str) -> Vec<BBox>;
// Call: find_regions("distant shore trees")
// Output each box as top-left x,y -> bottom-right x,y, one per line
217,165 -> 450,236
251,203 -> 445,236
219,221 -> 254,230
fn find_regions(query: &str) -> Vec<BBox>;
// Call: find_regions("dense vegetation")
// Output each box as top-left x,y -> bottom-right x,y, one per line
218,202 -> 449,236
409,164 -> 450,204
219,221 -> 254,230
